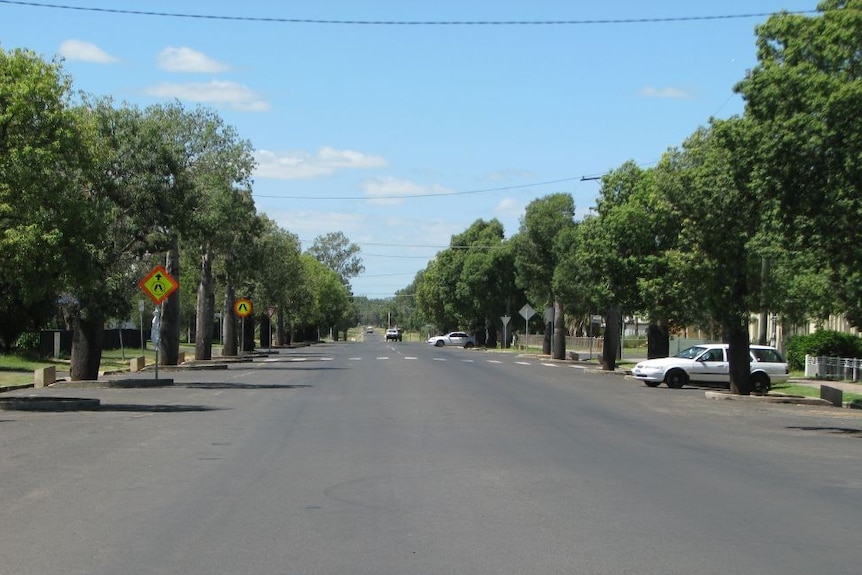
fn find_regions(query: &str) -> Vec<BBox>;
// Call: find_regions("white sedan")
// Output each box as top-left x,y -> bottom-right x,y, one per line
631,343 -> 789,392
427,331 -> 475,348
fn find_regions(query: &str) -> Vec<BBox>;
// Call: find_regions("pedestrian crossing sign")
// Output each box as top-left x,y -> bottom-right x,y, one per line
138,265 -> 178,305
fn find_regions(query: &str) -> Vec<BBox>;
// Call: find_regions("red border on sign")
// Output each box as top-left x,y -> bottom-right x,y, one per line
138,265 -> 178,305
233,298 -> 253,317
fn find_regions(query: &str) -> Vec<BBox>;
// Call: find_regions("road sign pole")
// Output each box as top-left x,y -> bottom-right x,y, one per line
152,305 -> 162,380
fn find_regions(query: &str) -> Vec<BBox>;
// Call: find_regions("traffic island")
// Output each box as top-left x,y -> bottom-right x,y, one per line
0,396 -> 101,411
704,391 -> 833,406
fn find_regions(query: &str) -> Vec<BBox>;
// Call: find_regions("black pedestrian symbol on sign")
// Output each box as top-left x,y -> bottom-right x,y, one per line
153,274 -> 164,293
238,302 -> 248,313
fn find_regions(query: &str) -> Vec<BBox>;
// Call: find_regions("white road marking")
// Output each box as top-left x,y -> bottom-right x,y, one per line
541,363 -> 557,367
288,358 -> 307,362
405,356 -> 418,360
462,359 -> 474,363
349,357 -> 362,361
515,361 -> 531,366
433,358 -> 447,362
377,357 -> 389,360
487,360 -> 502,364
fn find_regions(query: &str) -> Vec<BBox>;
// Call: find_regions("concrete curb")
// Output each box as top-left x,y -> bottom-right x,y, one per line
51,378 -> 175,389
704,391 -> 833,406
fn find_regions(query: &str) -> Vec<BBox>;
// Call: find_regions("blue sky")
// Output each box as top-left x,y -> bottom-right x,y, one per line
1,0 -> 817,298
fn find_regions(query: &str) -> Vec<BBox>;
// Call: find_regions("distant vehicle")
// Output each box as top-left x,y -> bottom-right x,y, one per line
366,326 -> 373,334
385,327 -> 402,342
427,331 -> 475,348
631,343 -> 789,393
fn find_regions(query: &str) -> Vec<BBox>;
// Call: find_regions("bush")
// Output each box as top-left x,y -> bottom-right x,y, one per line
13,331 -> 40,354
785,330 -> 862,371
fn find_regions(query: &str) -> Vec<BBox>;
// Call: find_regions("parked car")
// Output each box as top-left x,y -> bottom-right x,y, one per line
385,327 -> 402,342
366,326 -> 374,334
427,331 -> 475,348
631,343 -> 789,393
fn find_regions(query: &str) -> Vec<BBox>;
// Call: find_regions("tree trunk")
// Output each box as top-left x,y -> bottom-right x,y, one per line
241,315 -> 255,352
485,318 -> 498,349
552,297 -> 566,360
647,319 -> 670,359
601,306 -> 622,371
159,247 -> 180,365
222,284 -> 237,356
276,311 -> 286,346
194,246 -> 215,360
259,313 -> 271,348
726,320 -> 753,395
70,310 -> 104,381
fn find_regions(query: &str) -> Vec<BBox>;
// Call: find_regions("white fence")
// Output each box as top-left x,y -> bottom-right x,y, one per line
804,354 -> 862,381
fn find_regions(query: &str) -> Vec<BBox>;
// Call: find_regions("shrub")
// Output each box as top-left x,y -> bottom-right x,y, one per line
785,330 -> 862,371
13,331 -> 40,354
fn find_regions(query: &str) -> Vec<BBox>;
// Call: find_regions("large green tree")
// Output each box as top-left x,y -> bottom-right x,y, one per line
162,105 -> 258,360
659,121 -> 772,394
307,231 -> 364,287
512,194 -> 576,359
65,99 -> 196,380
0,48 -> 89,350
735,0 -> 862,326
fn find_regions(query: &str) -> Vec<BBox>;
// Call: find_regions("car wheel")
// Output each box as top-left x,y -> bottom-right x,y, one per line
434,340 -> 444,347
464,342 -> 474,349
665,369 -> 688,388
751,372 -> 770,395
643,380 -> 661,388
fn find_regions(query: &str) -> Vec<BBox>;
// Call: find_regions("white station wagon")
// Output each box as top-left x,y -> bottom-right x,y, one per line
631,343 -> 789,393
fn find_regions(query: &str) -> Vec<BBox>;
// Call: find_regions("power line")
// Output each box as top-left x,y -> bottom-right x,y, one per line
254,176 -> 582,201
0,1 -> 819,25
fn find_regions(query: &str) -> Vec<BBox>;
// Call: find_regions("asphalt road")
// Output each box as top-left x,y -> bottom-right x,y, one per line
2,336 -> 862,575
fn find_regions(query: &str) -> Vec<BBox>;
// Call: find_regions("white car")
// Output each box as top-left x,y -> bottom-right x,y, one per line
631,343 -> 789,392
427,331 -> 475,348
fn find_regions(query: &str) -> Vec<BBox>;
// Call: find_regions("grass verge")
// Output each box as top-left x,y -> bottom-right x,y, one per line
771,382 -> 862,404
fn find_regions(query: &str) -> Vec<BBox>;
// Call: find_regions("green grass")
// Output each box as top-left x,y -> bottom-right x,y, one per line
0,346 -> 181,388
770,382 -> 862,404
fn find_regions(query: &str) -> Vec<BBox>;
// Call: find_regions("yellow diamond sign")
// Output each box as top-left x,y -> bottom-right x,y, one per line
139,265 -> 178,305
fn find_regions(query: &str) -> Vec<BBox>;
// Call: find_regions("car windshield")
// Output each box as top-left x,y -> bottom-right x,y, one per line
673,346 -> 710,359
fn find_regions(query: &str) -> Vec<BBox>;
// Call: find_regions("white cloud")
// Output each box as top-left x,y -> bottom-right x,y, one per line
157,47 -> 230,73
639,86 -> 694,99
493,197 -> 524,219
144,80 -> 269,111
268,210 -> 368,238
59,40 -> 118,64
362,177 -> 454,205
254,147 -> 388,179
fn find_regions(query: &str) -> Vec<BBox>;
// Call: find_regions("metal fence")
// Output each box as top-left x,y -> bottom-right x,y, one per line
804,355 -> 862,382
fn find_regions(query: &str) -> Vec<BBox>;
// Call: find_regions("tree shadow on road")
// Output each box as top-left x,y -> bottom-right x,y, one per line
98,403 -> 224,412
787,426 -> 862,438
182,382 -> 313,390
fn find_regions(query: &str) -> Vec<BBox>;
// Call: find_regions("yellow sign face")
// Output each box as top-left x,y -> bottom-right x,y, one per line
233,298 -> 253,318
138,265 -> 178,305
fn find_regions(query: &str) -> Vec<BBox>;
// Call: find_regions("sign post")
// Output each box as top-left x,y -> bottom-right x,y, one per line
151,306 -> 161,380
138,265 -> 178,380
233,298 -> 253,355
267,306 -> 277,351
138,300 -> 145,354
519,304 -> 536,349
